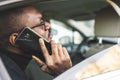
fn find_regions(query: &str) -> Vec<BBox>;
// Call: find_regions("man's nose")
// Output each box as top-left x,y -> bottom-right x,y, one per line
44,21 -> 51,30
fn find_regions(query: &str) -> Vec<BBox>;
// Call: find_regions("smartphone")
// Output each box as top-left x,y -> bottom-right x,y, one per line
14,27 -> 52,61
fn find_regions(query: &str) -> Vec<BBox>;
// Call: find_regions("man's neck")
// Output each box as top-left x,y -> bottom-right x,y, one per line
6,45 -> 32,58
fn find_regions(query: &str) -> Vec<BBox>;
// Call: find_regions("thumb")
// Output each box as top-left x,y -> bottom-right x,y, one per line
32,55 -> 45,67
32,55 -> 51,74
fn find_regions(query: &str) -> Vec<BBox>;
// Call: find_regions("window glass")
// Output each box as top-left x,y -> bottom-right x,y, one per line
51,19 -> 75,44
74,31 -> 83,44
68,19 -> 95,37
50,19 -> 95,53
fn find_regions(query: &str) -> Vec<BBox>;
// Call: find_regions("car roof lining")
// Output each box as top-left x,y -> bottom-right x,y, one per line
0,0 -> 110,21
0,0 -> 56,11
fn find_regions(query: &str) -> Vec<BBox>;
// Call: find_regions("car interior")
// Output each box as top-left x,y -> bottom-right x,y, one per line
0,0 -> 120,80
83,6 -> 120,58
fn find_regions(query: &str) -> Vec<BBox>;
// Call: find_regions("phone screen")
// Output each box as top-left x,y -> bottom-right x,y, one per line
14,27 -> 52,61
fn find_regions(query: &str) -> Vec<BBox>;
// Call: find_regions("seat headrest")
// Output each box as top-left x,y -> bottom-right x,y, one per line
95,7 -> 120,37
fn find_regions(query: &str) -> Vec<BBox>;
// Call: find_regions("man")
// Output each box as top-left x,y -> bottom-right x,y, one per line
0,5 -> 72,80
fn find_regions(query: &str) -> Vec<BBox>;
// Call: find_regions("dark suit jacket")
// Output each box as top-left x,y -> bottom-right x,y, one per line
0,53 -> 29,80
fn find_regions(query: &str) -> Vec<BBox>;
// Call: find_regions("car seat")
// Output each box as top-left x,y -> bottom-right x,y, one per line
83,6 -> 120,58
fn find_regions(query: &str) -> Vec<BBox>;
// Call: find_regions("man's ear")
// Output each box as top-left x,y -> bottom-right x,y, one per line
9,33 -> 18,46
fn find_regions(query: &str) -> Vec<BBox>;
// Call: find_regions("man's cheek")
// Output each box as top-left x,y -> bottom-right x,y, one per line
34,29 -> 44,36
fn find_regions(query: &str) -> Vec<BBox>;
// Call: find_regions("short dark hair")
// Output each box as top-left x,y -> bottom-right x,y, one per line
0,5 -> 30,37
0,5 -> 32,46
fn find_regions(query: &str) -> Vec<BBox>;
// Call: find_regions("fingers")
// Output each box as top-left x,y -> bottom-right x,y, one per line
57,44 -> 71,63
62,47 -> 72,67
32,55 -> 44,66
57,44 -> 72,68
38,38 -> 72,76
51,40 -> 60,61
57,44 -> 63,57
32,55 -> 49,72
39,39 -> 51,61
62,47 -> 71,60
51,40 -> 58,55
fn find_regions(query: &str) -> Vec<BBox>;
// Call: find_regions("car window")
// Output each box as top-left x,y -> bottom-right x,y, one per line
68,19 -> 95,37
